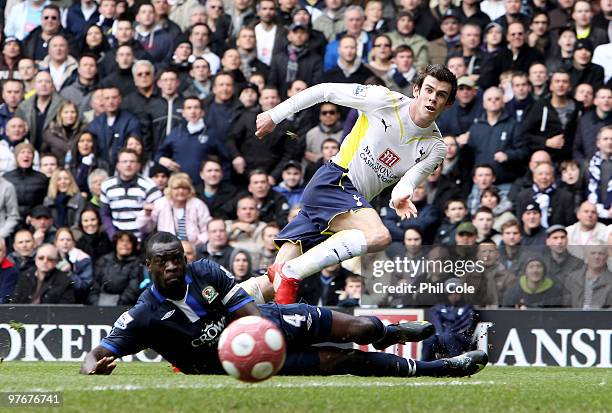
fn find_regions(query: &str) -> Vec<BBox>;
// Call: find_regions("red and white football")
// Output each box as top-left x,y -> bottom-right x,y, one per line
217,316 -> 286,383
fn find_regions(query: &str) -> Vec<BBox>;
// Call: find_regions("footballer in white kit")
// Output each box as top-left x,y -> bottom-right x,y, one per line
245,64 -> 457,305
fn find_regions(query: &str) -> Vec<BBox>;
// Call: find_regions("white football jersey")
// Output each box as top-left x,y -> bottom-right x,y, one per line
268,83 -> 447,202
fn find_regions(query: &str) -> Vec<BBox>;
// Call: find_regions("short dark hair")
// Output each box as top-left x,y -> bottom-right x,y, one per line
183,95 -> 203,108
393,45 -> 413,58
43,4 -> 61,14
474,206 -> 494,217
145,231 -> 182,261
248,168 -> 268,181
1,79 -> 24,91
157,67 -> 179,81
414,64 -> 457,105
444,198 -> 466,210
321,137 -> 340,150
79,53 -> 98,63
117,147 -> 140,161
473,163 -> 495,176
200,155 -> 222,172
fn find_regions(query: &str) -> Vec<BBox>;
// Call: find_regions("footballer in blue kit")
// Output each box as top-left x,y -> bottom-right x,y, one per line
80,232 -> 488,377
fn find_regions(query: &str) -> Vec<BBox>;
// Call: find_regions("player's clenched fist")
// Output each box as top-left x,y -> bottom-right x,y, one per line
255,112 -> 276,138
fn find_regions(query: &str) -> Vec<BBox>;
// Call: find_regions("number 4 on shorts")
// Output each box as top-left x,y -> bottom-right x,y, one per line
282,314 -> 306,327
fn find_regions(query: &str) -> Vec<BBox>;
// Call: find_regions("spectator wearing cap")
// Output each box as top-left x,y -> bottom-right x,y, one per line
156,96 -> 229,186
322,35 -> 373,84
566,201 -> 609,258
227,87 -> 295,185
572,0 -> 609,48
429,9 -> 462,66
313,0 -> 346,42
385,11 -> 429,71
196,156 -> 236,219
4,0 -> 49,41
563,242 -> 612,309
183,57 -> 212,100
15,71 -> 66,151
238,82 -> 260,110
133,3 -> 173,65
455,221 -> 478,246
479,21 -> 543,90
235,27 -> 269,81
27,205 -> 56,246
466,87 -> 527,185
269,23 -> 322,99
516,162 -> 576,228
22,5 -> 75,61
0,79 -> 25,140
4,142 -> 47,219
573,87 -> 612,163
149,163 -> 170,192
273,160 -> 305,208
12,243 -> 75,304
164,41 -> 192,92
568,39 -> 605,91
544,224 -> 584,284
546,27 -> 576,73
323,6 -> 372,72
292,7 -> 327,59
519,201 -> 546,246
522,69 -> 577,162
584,126 -> 612,224
438,76 -> 482,137
502,255 -> 563,308
0,37 -> 23,79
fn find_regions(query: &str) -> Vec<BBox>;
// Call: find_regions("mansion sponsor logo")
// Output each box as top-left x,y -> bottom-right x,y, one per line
359,145 -> 399,184
377,148 -> 401,167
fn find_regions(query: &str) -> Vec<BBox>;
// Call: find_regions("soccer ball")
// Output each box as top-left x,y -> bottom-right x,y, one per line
217,316 -> 286,383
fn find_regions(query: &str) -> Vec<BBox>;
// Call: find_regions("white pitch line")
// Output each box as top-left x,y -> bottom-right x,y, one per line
17,380 -> 499,392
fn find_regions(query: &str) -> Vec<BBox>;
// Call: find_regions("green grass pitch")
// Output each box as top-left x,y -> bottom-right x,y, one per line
0,361 -> 610,413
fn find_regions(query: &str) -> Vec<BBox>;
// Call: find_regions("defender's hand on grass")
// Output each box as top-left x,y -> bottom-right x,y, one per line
255,112 -> 276,138
392,196 -> 418,220
89,356 -> 117,375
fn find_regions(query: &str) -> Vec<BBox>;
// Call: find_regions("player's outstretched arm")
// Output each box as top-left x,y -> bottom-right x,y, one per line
80,345 -> 118,375
256,83 -> 390,139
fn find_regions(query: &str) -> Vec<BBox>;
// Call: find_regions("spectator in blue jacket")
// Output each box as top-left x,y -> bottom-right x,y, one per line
64,0 -> 99,39
437,75 -> 482,137
156,97 -> 230,186
86,87 -> 141,167
0,238 -> 18,303
133,3 -> 173,66
466,86 -> 528,185
273,160 -> 305,208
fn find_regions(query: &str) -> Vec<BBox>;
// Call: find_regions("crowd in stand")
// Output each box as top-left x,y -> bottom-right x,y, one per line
0,0 -> 609,309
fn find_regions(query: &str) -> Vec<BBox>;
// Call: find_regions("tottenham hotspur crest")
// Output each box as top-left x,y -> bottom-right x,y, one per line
198,133 -> 209,144
202,286 -> 219,303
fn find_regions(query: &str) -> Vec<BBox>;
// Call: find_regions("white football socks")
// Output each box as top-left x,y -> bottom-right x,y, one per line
281,229 -> 368,280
